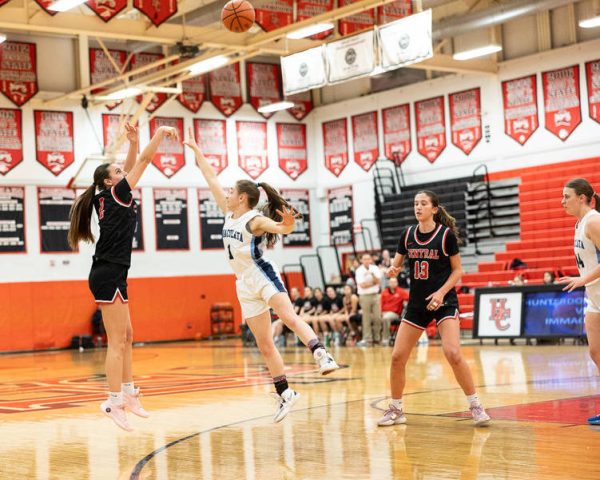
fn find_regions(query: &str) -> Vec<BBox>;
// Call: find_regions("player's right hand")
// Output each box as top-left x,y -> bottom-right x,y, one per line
183,127 -> 200,150
386,266 -> 400,278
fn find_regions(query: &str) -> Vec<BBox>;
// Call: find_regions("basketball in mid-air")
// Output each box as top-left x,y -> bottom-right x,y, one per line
221,0 -> 255,33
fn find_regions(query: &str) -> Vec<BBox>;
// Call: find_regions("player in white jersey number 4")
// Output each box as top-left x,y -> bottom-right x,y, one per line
184,128 -> 339,423
560,178 -> 600,425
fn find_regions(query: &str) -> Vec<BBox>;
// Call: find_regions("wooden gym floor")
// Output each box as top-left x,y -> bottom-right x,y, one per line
1,340 -> 600,479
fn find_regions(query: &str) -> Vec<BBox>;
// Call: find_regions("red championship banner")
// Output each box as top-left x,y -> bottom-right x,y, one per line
287,90 -> 313,121
34,111 -> 75,176
0,0 -> 11,6
378,0 -> 412,24
297,1 -> 334,39
542,65 -> 581,141
209,64 -> 243,117
133,0 -> 177,27
0,109 -> 23,175
89,48 -> 127,110
415,96 -> 446,163
351,111 -> 379,171
102,114 -> 131,156
339,0 -> 375,36
34,0 -> 58,16
0,41 -> 38,107
382,104 -> 411,165
585,60 -> 600,124
193,118 -> 228,175
131,52 -> 167,113
449,88 -> 481,155
236,121 -> 268,180
177,74 -> 206,113
277,123 -> 308,180
322,118 -> 349,177
86,0 -> 127,22
255,0 -> 293,32
501,75 -> 538,145
149,117 -> 185,178
247,62 -> 282,119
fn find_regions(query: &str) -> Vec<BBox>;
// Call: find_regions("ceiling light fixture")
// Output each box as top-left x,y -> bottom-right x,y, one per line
453,44 -> 502,61
98,87 -> 143,101
579,15 -> 600,28
48,0 -> 87,12
257,101 -> 295,113
286,23 -> 335,40
188,55 -> 230,75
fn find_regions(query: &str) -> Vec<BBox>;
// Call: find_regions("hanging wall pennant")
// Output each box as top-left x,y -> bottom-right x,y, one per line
322,118 -> 349,177
287,91 -> 313,121
0,41 -> 38,107
86,0 -> 127,22
542,65 -> 581,141
247,62 -> 282,119
194,118 -> 228,175
449,88 -> 482,155
177,74 -> 206,113
501,74 -> 538,145
34,110 -> 75,176
149,117 -> 185,178
0,109 -> 23,175
102,114 -> 131,156
0,0 -> 11,6
339,0 -> 375,36
277,123 -> 308,180
89,48 -> 128,110
34,0 -> 58,16
209,64 -> 243,117
133,0 -> 178,27
255,0 -> 293,32
296,1 -> 334,39
377,0 -> 412,24
351,111 -> 379,172
131,52 -> 168,113
415,96 -> 446,163
382,104 -> 411,165
585,60 -> 600,124
236,121 -> 268,180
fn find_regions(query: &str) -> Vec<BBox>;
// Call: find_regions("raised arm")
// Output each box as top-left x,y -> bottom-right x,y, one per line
183,127 -> 228,213
248,205 -> 300,236
122,123 -> 138,174
126,126 -> 178,189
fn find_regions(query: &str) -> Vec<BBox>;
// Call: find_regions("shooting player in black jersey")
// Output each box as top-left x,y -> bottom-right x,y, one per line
68,123 -> 178,431
377,190 -> 490,427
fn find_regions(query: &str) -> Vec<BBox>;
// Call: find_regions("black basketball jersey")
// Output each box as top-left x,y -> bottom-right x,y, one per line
396,224 -> 459,307
93,178 -> 137,267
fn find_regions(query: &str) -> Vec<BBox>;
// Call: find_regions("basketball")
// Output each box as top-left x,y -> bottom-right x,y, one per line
221,0 -> 255,33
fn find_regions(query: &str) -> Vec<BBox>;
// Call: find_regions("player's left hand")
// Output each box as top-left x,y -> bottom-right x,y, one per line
276,205 -> 300,227
558,276 -> 586,292
426,291 -> 444,311
124,122 -> 138,143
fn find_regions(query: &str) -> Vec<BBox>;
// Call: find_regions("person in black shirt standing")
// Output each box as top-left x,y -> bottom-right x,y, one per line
377,190 -> 490,427
68,124 -> 178,431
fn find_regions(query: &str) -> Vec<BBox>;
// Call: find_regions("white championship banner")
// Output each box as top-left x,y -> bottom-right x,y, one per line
378,9 -> 432,71
326,30 -> 375,83
281,46 -> 327,96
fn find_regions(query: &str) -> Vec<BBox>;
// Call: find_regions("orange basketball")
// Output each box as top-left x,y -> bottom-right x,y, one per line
221,0 -> 255,33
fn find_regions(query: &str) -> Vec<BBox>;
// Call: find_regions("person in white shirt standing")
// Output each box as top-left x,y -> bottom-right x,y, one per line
355,253 -> 383,346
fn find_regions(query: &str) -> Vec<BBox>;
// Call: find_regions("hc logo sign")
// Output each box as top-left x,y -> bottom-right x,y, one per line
489,298 -> 511,331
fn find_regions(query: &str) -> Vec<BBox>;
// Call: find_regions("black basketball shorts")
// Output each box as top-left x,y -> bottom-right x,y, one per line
402,303 -> 459,330
89,259 -> 129,304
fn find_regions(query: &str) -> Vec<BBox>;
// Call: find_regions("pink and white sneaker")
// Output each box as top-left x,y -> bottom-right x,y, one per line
100,400 -> 134,432
124,388 -> 149,418
470,402 -> 491,426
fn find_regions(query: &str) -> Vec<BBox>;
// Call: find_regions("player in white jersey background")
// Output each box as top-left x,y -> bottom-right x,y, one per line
184,129 -> 339,422
560,178 -> 600,425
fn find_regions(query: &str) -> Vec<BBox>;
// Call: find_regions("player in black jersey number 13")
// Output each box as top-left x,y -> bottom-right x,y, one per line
377,190 -> 490,427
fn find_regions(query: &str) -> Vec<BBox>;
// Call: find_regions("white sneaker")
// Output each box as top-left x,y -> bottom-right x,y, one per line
273,388 -> 300,423
470,402 -> 491,426
100,400 -> 134,432
313,348 -> 340,375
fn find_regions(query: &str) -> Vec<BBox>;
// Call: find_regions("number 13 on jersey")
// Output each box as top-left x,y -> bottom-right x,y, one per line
414,260 -> 429,280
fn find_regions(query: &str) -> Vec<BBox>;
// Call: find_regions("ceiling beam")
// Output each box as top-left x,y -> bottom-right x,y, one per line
410,54 -> 498,75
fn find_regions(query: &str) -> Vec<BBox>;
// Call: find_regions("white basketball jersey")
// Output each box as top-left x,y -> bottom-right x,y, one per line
574,209 -> 600,286
222,209 -> 267,278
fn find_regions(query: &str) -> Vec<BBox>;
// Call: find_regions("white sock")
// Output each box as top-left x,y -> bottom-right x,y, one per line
122,382 -> 135,395
109,391 -> 123,406
391,398 -> 403,410
467,393 -> 480,405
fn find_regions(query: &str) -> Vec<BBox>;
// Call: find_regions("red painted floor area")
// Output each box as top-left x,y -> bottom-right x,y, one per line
449,395 -> 600,424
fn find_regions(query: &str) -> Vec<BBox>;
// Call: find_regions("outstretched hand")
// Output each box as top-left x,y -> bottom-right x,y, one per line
124,122 -> 138,143
275,205 -> 301,227
558,276 -> 586,292
183,126 -> 200,150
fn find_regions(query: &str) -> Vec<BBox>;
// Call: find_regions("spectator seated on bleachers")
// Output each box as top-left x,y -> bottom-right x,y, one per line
543,271 -> 557,284
314,286 -> 345,346
381,277 -> 409,346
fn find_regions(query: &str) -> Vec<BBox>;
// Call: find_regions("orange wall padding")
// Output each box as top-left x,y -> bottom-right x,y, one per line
487,156 -> 600,181
0,275 -> 241,352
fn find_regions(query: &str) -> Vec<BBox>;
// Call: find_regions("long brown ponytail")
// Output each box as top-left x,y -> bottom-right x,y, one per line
565,178 -> 600,212
236,179 -> 298,247
68,163 -> 110,249
417,189 -> 462,245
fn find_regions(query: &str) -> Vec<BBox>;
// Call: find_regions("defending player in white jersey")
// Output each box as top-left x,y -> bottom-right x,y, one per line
560,178 -> 600,425
184,128 -> 339,422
